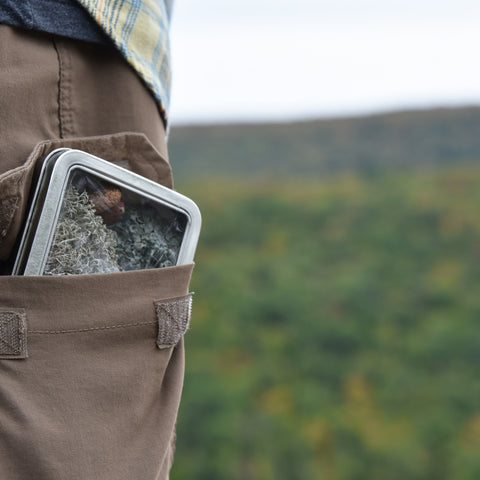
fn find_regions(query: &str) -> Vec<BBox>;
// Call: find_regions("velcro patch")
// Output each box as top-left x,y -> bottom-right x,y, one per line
0,310 -> 28,359
154,294 -> 193,349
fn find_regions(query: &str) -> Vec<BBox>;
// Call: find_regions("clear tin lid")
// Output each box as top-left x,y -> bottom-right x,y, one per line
14,149 -> 201,275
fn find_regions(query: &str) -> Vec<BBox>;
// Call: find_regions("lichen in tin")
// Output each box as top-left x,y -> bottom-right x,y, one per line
111,205 -> 183,270
44,187 -> 120,275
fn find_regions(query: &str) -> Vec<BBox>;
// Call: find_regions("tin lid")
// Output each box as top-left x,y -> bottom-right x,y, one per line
14,149 -> 201,275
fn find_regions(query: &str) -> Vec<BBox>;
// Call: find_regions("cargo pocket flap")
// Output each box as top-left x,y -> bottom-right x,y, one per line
154,293 -> 193,349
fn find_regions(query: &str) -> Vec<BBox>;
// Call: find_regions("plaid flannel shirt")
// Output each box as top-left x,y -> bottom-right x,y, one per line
77,0 -> 174,125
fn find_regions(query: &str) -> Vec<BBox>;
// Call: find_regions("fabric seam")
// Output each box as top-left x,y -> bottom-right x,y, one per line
52,37 -> 75,138
52,37 -> 64,138
30,320 -> 156,335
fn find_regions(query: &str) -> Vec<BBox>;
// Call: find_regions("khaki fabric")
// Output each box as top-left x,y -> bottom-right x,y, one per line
0,25 -> 169,175
0,25 -> 193,479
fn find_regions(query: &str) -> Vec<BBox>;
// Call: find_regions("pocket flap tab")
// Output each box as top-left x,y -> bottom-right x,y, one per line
0,309 -> 27,359
154,293 -> 193,349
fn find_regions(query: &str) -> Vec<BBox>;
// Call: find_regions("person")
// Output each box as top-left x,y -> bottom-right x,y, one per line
0,2 -> 193,479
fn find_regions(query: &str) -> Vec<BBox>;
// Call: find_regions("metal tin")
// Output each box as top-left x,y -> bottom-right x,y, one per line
13,149 -> 201,275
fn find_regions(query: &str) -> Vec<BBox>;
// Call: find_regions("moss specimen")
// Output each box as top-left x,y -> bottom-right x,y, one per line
44,188 -> 120,275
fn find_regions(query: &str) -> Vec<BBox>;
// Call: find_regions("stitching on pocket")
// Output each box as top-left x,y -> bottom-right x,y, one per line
154,293 -> 193,349
0,309 -> 28,359
30,320 -> 156,335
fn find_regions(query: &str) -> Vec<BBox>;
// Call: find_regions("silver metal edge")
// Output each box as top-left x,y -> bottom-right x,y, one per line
13,148 -> 73,274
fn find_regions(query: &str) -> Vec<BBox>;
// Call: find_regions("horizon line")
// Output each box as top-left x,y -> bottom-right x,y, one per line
169,102 -> 480,129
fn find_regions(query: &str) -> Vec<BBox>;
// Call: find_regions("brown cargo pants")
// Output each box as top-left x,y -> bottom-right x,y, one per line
0,26 -> 192,479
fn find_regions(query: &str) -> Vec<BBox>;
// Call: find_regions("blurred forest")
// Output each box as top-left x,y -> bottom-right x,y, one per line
168,107 -> 480,480
168,106 -> 480,179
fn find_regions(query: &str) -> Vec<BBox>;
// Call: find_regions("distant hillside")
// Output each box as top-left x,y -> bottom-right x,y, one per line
168,106 -> 480,179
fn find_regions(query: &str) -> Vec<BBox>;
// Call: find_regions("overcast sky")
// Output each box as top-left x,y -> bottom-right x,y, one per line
169,0 -> 480,125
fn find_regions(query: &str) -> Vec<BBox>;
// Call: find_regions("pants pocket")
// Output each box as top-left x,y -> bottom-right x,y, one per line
0,263 -> 194,479
0,133 -> 193,479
